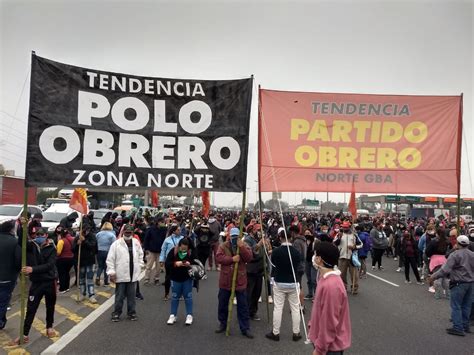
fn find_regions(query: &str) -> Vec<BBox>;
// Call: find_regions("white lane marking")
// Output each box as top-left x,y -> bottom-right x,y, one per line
41,270 -> 145,355
366,272 -> 400,287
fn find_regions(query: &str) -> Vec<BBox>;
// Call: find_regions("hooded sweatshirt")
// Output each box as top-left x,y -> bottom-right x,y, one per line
309,270 -> 351,354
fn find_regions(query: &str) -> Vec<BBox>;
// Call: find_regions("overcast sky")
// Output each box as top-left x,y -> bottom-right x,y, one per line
0,0 -> 472,207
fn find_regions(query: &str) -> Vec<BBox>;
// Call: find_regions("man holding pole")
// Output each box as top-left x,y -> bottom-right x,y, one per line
215,227 -> 253,338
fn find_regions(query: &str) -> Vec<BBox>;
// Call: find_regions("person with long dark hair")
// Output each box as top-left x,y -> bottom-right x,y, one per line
401,230 -> 423,285
426,228 -> 451,299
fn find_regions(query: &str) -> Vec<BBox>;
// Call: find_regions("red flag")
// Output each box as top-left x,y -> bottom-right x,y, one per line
151,190 -> 159,207
201,191 -> 210,218
69,188 -> 88,215
348,182 -> 357,219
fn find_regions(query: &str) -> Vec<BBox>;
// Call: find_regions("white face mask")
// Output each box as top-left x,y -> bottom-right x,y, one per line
470,233 -> 474,238
123,235 -> 133,241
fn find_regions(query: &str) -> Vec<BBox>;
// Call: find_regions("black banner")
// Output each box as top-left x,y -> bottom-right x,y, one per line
26,55 -> 252,192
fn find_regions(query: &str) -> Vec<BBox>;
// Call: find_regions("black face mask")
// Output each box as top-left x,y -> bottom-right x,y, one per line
343,229 -> 350,233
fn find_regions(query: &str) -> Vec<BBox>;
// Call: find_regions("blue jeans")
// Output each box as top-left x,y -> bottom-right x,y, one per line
218,288 -> 250,333
79,265 -> 95,297
171,279 -> 193,316
450,282 -> 473,332
113,282 -> 136,316
0,281 -> 16,329
96,251 -> 109,284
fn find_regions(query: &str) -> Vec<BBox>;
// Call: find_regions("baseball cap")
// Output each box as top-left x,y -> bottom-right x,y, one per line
230,227 -> 240,236
457,235 -> 470,246
124,224 -> 134,232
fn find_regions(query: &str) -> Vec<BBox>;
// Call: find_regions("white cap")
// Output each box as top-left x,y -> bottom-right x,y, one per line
278,227 -> 285,235
457,235 -> 470,246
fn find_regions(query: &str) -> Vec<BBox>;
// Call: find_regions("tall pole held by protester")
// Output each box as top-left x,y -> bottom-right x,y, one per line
456,94 -> 463,234
19,189 -> 28,344
226,190 -> 247,336
258,189 -> 271,323
256,84 -> 271,322
76,217 -> 83,302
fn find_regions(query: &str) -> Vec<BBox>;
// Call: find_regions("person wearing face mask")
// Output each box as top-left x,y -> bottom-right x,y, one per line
426,228 -> 451,299
265,230 -> 302,342
12,227 -> 58,344
107,225 -> 144,322
329,223 -> 341,240
244,224 -> 268,321
56,226 -> 75,293
215,227 -> 254,338
370,221 -> 388,270
418,224 -> 436,285
427,235 -> 474,336
308,242 -> 351,355
334,221 -> 362,294
165,238 -> 197,325
73,225 -> 98,303
159,224 -> 183,301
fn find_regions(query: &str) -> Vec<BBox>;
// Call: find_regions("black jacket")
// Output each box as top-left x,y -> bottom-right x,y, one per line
165,246 -> 197,282
73,232 -> 98,266
271,244 -> 301,283
0,232 -> 21,282
144,224 -> 167,253
60,212 -> 78,229
25,240 -> 57,283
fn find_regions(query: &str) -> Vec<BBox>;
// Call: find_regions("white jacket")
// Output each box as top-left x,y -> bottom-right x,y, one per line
106,238 -> 144,283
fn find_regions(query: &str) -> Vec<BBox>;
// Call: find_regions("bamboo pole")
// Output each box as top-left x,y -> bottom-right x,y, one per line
226,190 -> 247,336
19,188 -> 28,344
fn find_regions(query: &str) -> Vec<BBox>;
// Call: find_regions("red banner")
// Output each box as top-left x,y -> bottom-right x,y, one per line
259,89 -> 462,194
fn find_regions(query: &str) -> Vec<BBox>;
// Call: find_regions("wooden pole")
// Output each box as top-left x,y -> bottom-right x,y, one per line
76,217 -> 83,302
226,189 -> 247,336
19,188 -> 28,344
258,189 -> 271,323
456,94 -> 463,234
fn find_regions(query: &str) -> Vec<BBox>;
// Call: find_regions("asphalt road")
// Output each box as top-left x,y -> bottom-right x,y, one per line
58,257 -> 473,355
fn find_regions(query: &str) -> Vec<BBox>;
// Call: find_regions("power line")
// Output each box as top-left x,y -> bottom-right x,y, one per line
11,68 -> 31,128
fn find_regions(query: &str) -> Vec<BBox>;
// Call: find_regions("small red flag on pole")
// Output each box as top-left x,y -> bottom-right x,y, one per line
201,191 -> 210,218
348,182 -> 357,219
151,190 -> 159,207
69,188 -> 88,215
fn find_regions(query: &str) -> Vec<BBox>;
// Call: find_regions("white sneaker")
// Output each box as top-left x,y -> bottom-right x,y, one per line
428,286 -> 435,293
233,298 -> 237,305
185,314 -> 193,325
89,296 -> 98,304
396,268 -> 402,272
167,315 -> 177,325
393,257 -> 398,261
258,296 -> 262,303
268,296 -> 273,304
77,294 -> 86,302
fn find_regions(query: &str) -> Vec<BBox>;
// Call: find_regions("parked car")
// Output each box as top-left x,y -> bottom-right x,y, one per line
0,204 -> 43,224
41,204 -> 81,232
90,208 -> 114,228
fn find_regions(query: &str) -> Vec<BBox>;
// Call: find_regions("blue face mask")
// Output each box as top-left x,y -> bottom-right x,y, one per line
35,236 -> 47,245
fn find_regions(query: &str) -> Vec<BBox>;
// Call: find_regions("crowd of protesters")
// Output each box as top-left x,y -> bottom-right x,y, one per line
0,205 -> 473,351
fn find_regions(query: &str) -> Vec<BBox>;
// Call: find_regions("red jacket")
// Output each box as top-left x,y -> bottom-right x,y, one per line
216,241 -> 252,291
